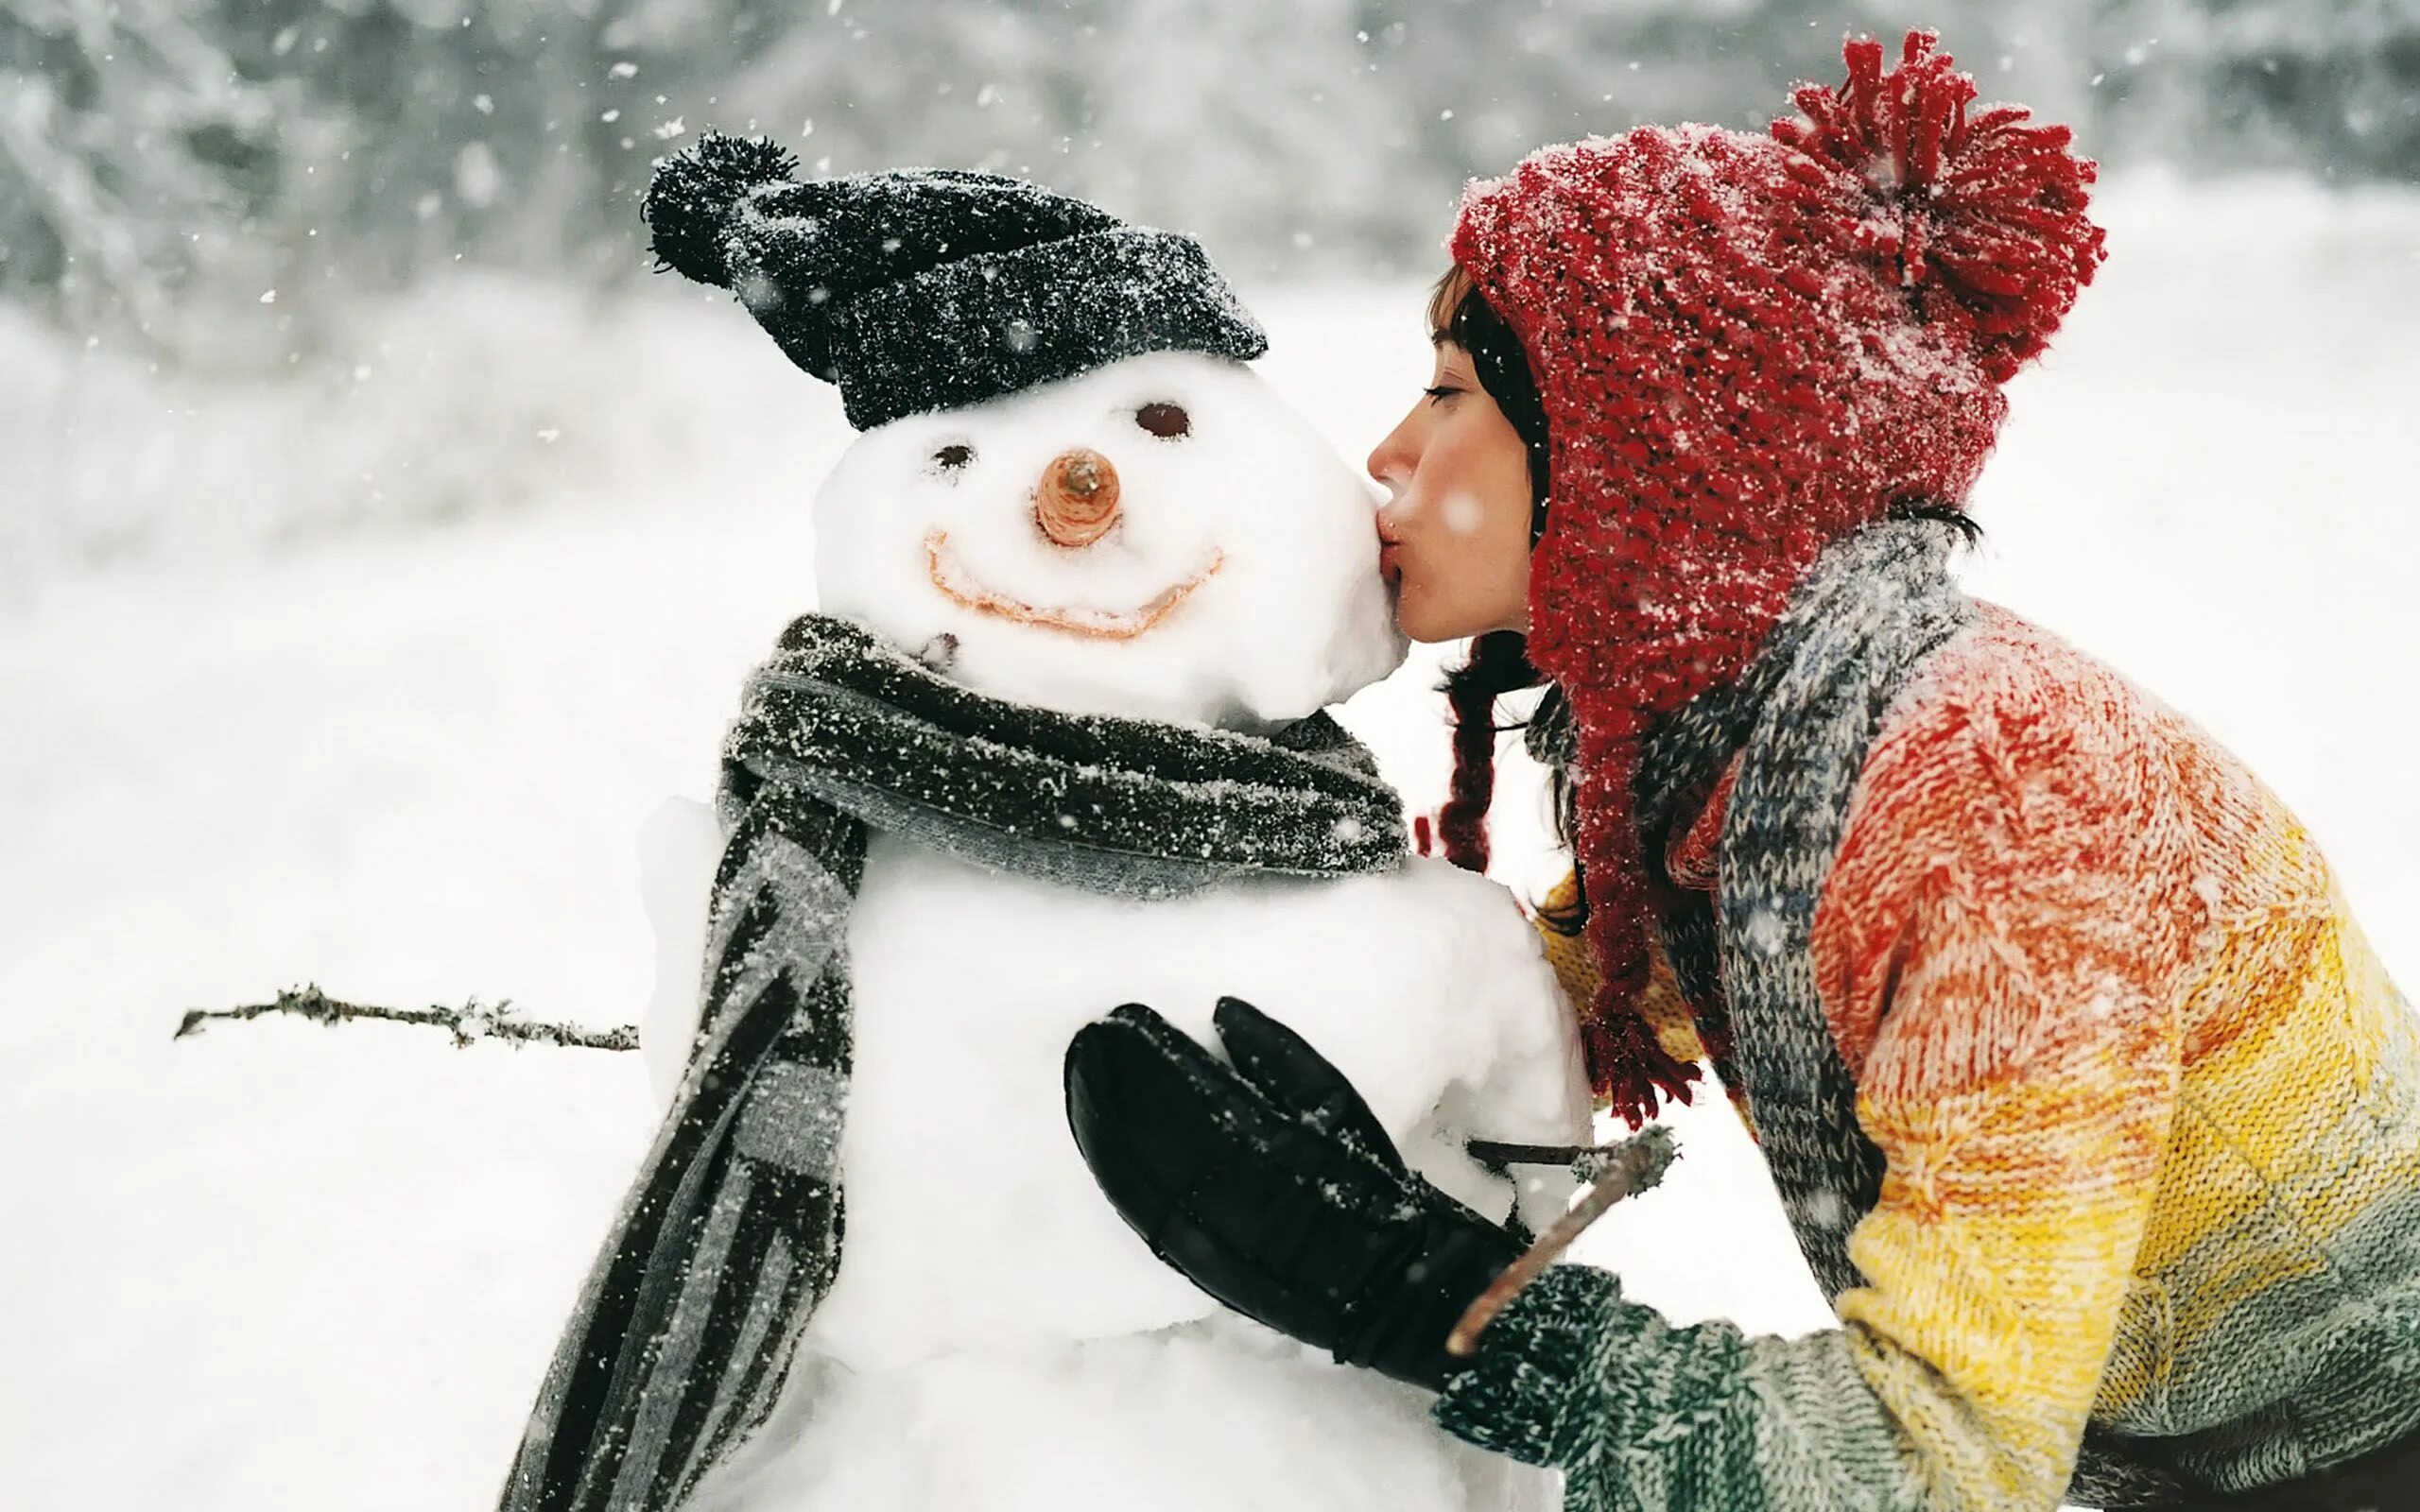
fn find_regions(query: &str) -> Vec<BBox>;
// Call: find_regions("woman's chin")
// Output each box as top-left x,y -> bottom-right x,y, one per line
1392,591 -> 1474,645
1397,605 -> 1529,645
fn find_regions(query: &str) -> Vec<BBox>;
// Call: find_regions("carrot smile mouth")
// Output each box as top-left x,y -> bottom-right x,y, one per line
923,528 -> 1226,642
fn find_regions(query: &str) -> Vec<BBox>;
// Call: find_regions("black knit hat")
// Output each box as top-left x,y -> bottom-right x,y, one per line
643,132 -> 1270,430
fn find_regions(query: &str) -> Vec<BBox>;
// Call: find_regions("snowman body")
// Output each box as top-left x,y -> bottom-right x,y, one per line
650,350 -> 1590,1512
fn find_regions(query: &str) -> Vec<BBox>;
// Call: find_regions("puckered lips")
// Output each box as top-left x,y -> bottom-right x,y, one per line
923,527 -> 1227,642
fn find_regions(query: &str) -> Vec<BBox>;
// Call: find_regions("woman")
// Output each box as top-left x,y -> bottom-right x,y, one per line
1062,31 -> 2420,1512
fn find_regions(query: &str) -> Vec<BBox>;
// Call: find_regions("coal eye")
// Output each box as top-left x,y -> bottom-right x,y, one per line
933,443 -> 975,471
1135,402 -> 1190,439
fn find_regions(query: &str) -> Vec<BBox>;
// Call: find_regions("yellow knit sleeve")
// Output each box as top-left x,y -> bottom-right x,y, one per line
1813,663 -> 2195,1509
1532,868 -> 1707,1071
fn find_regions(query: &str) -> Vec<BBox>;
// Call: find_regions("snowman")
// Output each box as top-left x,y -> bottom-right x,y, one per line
500,134 -> 1590,1512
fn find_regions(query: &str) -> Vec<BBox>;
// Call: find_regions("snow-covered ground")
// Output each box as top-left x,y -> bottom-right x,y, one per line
4,172 -> 2417,1511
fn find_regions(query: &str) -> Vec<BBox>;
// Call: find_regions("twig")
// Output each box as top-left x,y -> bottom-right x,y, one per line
173,983 -> 639,1052
1447,1124 -> 1678,1358
1466,1138 -> 1600,1170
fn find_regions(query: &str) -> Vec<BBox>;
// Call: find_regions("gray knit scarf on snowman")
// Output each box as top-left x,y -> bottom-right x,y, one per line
500,611 -> 1409,1512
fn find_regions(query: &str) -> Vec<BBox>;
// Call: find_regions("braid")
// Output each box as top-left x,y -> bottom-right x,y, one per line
1437,629 -> 1543,873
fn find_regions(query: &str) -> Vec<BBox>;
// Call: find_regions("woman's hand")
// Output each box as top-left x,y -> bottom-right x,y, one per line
1063,996 -> 1521,1391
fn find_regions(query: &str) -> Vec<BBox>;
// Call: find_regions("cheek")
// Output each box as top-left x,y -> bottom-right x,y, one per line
1486,477 -> 1535,556
1422,442 -> 1524,554
1410,433 -> 1482,524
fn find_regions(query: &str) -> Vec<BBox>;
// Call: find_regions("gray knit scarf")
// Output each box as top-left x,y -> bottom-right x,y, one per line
1632,517 -> 1975,1307
500,612 -> 1408,1512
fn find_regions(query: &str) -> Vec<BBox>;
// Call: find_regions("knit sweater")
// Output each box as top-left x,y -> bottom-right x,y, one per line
1442,602 -> 2420,1510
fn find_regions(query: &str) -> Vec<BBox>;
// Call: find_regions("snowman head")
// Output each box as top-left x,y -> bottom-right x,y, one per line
643,132 -> 1405,729
812,351 -> 1403,727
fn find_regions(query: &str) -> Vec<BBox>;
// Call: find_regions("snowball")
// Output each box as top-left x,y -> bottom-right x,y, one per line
806,838 -> 1590,1372
634,801 -> 1586,1512
811,351 -> 1408,731
655,349 -> 1571,1512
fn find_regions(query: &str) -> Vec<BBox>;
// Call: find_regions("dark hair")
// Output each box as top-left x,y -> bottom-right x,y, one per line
1426,266 -> 1552,533
1427,266 -> 1566,882
1437,628 -> 1543,874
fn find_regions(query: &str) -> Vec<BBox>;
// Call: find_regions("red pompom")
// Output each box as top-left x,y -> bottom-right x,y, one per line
1771,30 -> 2106,381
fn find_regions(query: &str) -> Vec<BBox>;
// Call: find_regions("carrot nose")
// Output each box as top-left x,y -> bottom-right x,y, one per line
1035,447 -> 1121,547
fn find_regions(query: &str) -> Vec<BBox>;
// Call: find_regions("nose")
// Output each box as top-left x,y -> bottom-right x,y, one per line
1366,413 -> 1417,494
1035,447 -> 1121,547
1365,442 -> 1400,494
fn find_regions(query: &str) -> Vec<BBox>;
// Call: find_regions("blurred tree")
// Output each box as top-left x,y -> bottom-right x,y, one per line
0,0 -> 303,354
2092,0 -> 2420,180
4,0 -> 2412,362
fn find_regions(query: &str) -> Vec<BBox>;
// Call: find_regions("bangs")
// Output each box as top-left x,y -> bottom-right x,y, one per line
1427,265 -> 1481,342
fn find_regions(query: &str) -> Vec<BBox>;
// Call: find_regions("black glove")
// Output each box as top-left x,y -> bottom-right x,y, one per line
1063,996 -> 1522,1392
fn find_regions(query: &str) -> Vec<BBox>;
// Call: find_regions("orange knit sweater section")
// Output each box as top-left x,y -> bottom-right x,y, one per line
1518,601 -> 2420,1505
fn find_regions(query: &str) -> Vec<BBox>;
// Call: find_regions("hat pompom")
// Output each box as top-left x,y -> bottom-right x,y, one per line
644,131 -> 800,289
1772,29 -> 2105,381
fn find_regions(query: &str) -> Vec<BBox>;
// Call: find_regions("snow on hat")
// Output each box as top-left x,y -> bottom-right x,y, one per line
643,132 -> 1269,430
1448,30 -> 2105,1124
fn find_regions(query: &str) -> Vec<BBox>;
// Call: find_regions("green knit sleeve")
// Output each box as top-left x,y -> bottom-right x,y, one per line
1432,1265 -> 1931,1512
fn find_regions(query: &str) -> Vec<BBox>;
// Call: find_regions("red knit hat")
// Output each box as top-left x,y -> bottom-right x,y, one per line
1449,30 -> 2105,1125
